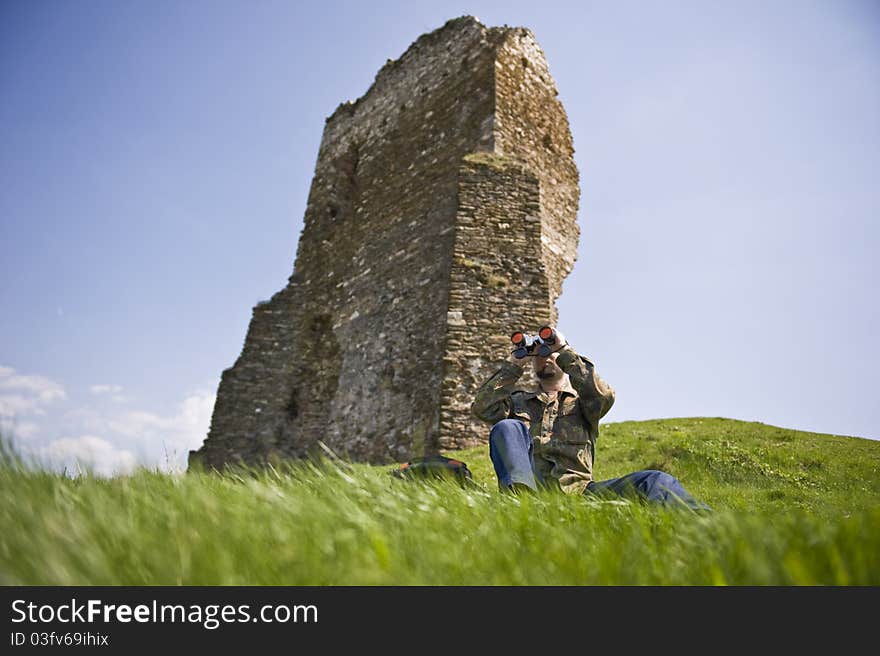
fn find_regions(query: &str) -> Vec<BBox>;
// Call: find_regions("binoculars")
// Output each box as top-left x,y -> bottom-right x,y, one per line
510,326 -> 558,358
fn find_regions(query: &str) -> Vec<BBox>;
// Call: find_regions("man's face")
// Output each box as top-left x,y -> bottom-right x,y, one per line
533,352 -> 563,380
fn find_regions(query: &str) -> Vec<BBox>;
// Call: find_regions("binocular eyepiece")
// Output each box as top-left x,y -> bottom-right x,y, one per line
511,326 -> 557,358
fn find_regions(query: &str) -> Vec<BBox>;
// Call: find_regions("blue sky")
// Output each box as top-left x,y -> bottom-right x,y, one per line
2,0 -> 878,474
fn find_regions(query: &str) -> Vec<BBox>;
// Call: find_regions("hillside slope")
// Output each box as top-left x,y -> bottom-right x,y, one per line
1,418 -> 878,585
452,417 -> 880,517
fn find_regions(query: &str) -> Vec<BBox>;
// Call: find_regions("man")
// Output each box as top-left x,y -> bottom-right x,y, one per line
471,328 -> 709,510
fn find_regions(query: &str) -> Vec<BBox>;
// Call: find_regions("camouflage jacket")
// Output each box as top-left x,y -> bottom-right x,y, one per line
471,345 -> 615,494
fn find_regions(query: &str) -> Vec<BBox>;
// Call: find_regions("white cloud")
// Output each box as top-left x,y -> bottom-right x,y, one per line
89,385 -> 128,403
0,366 -> 66,402
60,390 -> 216,473
90,384 -> 123,395
12,421 -> 39,439
0,366 -> 67,421
0,394 -> 47,417
0,416 -> 40,442
176,392 -> 216,451
0,365 -> 216,475
125,391 -> 215,470
104,410 -> 173,438
36,435 -> 137,477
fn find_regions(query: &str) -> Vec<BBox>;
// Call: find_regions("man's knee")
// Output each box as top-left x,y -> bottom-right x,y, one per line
490,418 -> 528,441
489,419 -> 532,461
643,469 -> 675,480
642,469 -> 679,489
491,418 -> 526,430
638,470 -> 694,505
488,419 -> 537,491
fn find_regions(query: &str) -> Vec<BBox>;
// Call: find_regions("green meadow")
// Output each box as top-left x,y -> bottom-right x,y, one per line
2,418 -> 878,585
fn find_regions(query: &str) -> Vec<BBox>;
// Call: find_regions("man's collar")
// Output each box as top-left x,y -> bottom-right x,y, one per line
559,377 -> 577,396
528,377 -> 577,403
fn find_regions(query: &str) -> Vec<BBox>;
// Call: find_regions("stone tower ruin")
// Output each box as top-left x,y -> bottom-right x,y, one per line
190,16 -> 580,469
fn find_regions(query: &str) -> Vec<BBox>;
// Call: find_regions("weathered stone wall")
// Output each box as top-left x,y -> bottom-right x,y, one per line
495,29 -> 580,307
437,29 -> 580,449
190,16 -> 580,469
438,154 -> 551,448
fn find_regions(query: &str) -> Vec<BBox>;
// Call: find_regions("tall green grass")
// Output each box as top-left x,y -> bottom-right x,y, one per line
1,418 -> 878,585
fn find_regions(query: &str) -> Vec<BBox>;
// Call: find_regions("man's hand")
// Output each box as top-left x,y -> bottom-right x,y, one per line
508,349 -> 530,367
550,328 -> 568,353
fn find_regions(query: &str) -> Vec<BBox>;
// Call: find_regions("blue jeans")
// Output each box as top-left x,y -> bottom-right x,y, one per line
586,470 -> 711,511
489,419 -> 541,490
489,419 -> 710,511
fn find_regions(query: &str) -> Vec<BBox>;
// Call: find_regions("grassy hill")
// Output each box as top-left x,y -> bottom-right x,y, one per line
1,418 -> 878,585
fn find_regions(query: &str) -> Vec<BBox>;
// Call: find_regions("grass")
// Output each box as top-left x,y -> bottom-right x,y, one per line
1,418 -> 878,585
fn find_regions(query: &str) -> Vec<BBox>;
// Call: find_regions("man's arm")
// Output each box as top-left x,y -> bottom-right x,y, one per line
471,361 -> 524,424
555,344 -> 616,424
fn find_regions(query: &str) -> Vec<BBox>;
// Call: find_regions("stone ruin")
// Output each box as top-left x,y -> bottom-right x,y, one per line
189,16 -> 580,469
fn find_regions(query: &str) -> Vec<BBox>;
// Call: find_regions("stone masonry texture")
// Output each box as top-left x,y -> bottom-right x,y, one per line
189,16 -> 580,469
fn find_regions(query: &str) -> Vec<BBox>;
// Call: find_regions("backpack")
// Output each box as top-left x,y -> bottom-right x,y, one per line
390,454 -> 473,484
